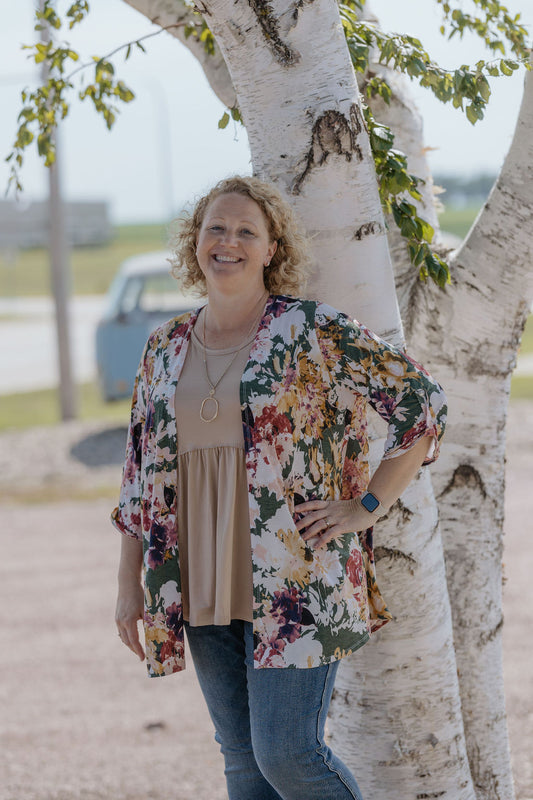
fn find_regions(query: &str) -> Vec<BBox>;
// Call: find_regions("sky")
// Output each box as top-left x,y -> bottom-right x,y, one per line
0,0 -> 531,224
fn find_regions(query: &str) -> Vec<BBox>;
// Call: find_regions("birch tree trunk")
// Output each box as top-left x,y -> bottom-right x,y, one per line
344,9 -> 533,793
393,64 -> 533,800
360,17 -> 533,789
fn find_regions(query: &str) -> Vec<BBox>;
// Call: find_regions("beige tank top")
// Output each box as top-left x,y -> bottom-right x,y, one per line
174,324 -> 254,626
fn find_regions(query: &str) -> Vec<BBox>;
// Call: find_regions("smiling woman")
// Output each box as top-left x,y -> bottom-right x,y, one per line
112,174 -> 447,800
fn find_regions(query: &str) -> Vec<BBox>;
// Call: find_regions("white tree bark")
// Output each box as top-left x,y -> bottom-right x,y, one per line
402,63 -> 533,800
353,12 -> 533,794
122,1 -> 478,797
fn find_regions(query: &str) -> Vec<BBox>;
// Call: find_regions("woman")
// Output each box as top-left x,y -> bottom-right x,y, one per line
113,175 -> 447,800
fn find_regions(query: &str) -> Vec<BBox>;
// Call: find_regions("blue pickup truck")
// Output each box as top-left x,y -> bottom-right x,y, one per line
96,251 -> 197,401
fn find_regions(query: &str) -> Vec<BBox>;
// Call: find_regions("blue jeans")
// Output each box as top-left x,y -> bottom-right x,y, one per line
184,620 -> 363,800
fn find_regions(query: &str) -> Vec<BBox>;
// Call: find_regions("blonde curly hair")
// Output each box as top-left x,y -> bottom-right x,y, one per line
169,175 -> 311,297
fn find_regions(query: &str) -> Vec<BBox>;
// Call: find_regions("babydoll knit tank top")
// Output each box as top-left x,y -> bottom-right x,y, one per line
174,324 -> 254,626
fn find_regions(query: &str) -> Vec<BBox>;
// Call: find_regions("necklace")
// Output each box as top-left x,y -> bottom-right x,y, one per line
199,292 -> 267,423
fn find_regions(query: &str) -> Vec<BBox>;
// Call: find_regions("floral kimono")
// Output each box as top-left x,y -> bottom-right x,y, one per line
112,295 -> 447,677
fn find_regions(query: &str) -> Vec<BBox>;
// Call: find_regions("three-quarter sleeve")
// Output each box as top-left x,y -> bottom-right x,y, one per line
111,339 -> 150,539
316,308 -> 447,464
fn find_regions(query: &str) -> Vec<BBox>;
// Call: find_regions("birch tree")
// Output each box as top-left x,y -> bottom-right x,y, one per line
8,1 -> 533,797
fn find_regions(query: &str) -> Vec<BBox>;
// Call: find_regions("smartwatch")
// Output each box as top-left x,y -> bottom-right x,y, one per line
360,491 -> 383,514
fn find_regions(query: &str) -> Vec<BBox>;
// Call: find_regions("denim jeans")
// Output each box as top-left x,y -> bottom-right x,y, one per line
184,620 -> 364,800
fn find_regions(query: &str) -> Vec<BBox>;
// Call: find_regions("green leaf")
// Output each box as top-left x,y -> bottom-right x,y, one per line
218,112 -> 230,129
417,217 -> 435,242
477,75 -> 491,102
465,102 -> 480,124
370,124 -> 394,152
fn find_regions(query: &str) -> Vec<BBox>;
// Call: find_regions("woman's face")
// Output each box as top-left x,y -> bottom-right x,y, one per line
195,192 -> 277,296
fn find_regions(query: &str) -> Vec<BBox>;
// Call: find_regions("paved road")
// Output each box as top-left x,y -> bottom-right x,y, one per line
0,296 -> 105,394
1,296 -> 532,395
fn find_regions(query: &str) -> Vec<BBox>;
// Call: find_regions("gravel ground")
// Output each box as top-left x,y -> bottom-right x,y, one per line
0,403 -> 532,799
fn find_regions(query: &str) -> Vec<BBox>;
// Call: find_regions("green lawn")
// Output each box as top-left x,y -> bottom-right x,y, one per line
510,375 -> 533,400
0,381 -> 131,432
438,205 -> 480,240
0,223 -> 169,297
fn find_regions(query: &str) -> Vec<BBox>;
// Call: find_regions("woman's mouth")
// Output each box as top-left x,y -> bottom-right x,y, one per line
212,255 -> 242,263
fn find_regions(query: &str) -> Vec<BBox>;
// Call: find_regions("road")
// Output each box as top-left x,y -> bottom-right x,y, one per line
0,295 -> 105,394
1,296 -> 532,395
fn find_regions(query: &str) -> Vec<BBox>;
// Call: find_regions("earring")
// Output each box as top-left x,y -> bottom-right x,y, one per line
264,260 -> 271,267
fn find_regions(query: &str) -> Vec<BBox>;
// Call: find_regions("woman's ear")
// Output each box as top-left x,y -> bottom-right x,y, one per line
266,240 -> 278,264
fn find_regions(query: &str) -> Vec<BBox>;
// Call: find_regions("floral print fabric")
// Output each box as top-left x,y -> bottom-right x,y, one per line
112,295 -> 447,677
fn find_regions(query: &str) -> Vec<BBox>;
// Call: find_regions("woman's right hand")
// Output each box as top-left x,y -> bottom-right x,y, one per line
115,579 -> 145,661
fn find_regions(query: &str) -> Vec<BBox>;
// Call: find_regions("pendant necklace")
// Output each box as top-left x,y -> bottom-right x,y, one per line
199,292 -> 267,423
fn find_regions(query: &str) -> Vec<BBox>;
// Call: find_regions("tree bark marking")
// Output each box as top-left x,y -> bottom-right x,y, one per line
354,221 -> 384,240
293,104 -> 364,193
439,464 -> 488,501
247,0 -> 300,64
374,545 -> 417,574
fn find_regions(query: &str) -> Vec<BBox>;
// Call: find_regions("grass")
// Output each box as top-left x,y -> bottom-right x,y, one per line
0,380 -> 131,432
0,482 -> 120,505
0,223 -> 169,297
510,375 -> 533,400
438,205 -> 480,240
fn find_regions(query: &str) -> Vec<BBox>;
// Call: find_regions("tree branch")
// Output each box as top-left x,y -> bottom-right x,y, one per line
122,0 -> 236,107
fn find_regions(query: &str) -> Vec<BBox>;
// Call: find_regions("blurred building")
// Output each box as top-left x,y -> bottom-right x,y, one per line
0,200 -> 112,249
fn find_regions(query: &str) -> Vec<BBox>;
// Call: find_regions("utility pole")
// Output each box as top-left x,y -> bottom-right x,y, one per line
40,0 -> 77,420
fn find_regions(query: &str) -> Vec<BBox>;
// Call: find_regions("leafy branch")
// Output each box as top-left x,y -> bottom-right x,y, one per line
5,0 -> 183,194
183,13 -> 217,57
434,0 -> 531,60
340,3 -> 529,123
339,1 -> 530,287
364,107 -> 450,287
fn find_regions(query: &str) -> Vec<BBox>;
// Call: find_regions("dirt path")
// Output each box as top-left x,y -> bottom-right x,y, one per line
0,403 -> 532,799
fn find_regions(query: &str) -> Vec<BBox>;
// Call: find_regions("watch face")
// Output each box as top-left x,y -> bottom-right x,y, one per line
361,492 -> 380,513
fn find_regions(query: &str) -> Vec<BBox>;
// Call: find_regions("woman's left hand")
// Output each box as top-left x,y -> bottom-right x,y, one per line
294,498 -> 377,549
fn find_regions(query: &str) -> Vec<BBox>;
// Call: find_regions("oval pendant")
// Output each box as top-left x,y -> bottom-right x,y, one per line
200,395 -> 219,423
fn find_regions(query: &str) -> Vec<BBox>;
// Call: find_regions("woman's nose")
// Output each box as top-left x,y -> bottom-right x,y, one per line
219,228 -> 238,246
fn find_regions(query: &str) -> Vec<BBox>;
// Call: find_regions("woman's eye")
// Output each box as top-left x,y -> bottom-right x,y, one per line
209,225 -> 223,232
241,229 -> 255,236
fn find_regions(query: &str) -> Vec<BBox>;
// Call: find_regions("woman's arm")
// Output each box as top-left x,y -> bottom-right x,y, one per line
367,434 -> 432,511
296,435 -> 432,548
115,535 -> 145,661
